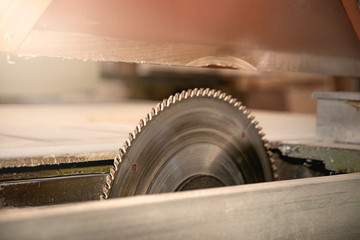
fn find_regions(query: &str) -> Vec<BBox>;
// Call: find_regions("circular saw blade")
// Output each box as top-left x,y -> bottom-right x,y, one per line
103,88 -> 277,199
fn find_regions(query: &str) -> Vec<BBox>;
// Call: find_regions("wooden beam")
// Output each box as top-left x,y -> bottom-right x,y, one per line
0,0 -> 52,52
0,173 -> 359,239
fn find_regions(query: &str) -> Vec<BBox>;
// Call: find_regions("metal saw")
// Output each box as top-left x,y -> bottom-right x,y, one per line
103,88 -> 277,199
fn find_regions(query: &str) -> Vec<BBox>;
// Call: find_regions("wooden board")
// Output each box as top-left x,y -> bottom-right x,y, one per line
2,0 -> 360,76
0,102 -> 154,167
0,103 -> 317,167
0,0 -> 52,52
0,173 -> 359,240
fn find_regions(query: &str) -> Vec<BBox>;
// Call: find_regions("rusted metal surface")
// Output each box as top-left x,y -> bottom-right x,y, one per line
273,141 -> 360,173
272,152 -> 328,180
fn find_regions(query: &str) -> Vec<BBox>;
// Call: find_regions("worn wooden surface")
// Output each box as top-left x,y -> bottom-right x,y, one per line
3,0 -> 359,76
0,103 -> 154,167
0,0 -> 52,52
0,103 -> 316,167
0,173 -> 359,240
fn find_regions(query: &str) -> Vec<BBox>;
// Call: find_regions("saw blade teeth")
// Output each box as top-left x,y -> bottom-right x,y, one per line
195,88 -> 200,94
160,99 -> 166,110
123,143 -> 129,152
267,150 -> 274,157
106,175 -> 112,188
155,103 -> 161,114
209,89 -> 215,96
151,107 -> 156,117
195,88 -> 200,96
259,131 -> 266,138
234,101 -> 241,107
103,188 -> 110,196
271,164 -> 278,172
129,132 -> 134,142
114,161 -> 120,170
255,125 -> 263,131
167,95 -> 173,106
224,95 -> 231,102
191,88 -> 198,97
251,120 -> 259,126
198,88 -> 204,96
179,90 -> 186,100
264,143 -> 270,149
213,90 -> 221,98
173,93 -> 179,103
139,118 -> 145,128
115,154 -> 120,162
186,89 -> 192,98
134,126 -> 139,135
229,98 -> 236,104
102,187 -> 109,199
110,166 -> 116,179
124,140 -> 130,150
219,93 -> 226,99
115,154 -> 121,163
119,148 -> 126,158
239,105 -> 245,111
113,159 -> 119,171
273,172 -> 279,180
160,101 -> 165,111
203,88 -> 210,96
137,124 -> 142,133
147,112 -> 152,121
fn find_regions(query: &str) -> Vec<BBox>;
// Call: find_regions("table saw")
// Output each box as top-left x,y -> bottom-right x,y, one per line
0,1 -> 360,239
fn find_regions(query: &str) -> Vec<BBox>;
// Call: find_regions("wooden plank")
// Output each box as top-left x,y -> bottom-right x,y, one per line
342,0 -> 360,41
0,103 -> 317,167
0,0 -> 52,52
9,0 -> 360,76
0,151 -> 116,169
16,30 -> 360,77
0,102 -> 155,167
0,173 -> 359,239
